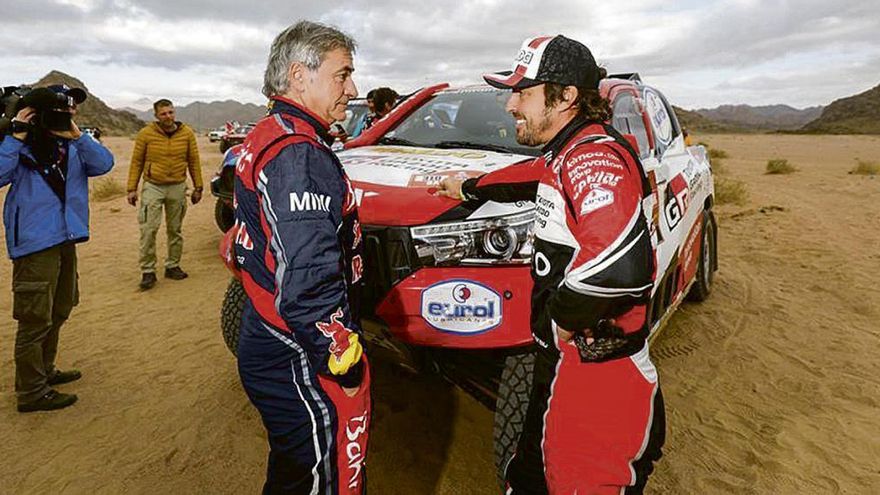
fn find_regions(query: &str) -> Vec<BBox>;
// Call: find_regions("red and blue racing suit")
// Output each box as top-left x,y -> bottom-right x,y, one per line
233,97 -> 370,495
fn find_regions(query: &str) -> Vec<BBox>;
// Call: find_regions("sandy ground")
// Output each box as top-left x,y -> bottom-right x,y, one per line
0,134 -> 878,494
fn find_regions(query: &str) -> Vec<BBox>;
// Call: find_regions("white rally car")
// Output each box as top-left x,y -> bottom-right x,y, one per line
220,75 -> 717,482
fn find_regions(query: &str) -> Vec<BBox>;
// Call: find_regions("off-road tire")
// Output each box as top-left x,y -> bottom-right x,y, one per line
221,278 -> 246,357
214,199 -> 235,233
688,210 -> 717,302
219,140 -> 230,154
493,351 -> 535,488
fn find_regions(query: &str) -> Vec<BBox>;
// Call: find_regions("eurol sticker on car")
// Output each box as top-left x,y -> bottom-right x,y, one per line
420,280 -> 503,334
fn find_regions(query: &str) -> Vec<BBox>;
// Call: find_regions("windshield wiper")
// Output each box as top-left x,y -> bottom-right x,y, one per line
434,140 -> 514,154
377,136 -> 421,147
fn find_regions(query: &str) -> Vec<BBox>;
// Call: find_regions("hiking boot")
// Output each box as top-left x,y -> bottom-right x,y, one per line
47,369 -> 82,386
164,266 -> 188,280
17,390 -> 78,413
139,272 -> 157,290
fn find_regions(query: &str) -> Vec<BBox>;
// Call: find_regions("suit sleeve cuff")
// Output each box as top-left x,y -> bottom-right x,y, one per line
331,359 -> 364,388
460,177 -> 482,201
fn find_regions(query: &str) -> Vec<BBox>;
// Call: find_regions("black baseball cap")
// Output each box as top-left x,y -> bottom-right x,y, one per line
48,84 -> 87,104
483,35 -> 601,90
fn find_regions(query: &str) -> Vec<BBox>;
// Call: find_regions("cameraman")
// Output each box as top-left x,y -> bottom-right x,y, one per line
0,85 -> 114,413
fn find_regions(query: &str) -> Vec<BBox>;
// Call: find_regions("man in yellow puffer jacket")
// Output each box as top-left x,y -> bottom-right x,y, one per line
127,99 -> 203,290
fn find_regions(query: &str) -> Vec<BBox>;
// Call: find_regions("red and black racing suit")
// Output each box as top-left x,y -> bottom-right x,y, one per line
234,98 -> 370,495
463,116 -> 665,494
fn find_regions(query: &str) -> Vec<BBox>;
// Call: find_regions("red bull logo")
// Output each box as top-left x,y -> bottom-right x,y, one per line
315,308 -> 352,359
352,220 -> 362,249
351,255 -> 363,284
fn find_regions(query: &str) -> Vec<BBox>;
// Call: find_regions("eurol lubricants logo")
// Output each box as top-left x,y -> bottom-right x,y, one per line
421,280 -> 503,334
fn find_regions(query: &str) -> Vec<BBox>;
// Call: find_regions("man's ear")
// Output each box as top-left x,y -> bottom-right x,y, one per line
287,62 -> 308,93
561,86 -> 579,112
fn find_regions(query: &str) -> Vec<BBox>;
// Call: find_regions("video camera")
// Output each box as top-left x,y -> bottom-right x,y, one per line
1,85 -> 79,134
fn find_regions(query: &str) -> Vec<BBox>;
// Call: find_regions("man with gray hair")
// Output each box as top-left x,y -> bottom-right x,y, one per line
233,20 -> 369,494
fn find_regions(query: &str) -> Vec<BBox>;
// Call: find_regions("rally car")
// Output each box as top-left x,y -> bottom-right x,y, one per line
218,122 -> 255,153
217,75 -> 718,483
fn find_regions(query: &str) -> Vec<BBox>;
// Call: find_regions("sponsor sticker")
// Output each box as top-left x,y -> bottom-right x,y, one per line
407,170 -> 483,188
580,187 -> 615,214
351,255 -> 363,284
645,89 -> 673,146
315,308 -> 353,359
290,191 -> 331,212
420,280 -> 503,334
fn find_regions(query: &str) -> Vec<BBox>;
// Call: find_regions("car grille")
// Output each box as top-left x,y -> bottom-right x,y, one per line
360,225 -> 420,316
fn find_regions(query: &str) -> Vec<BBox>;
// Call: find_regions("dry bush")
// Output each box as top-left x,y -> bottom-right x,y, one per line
708,148 -> 729,160
765,158 -> 797,175
850,159 -> 879,176
91,177 -> 127,202
715,176 -> 748,206
711,159 -> 727,175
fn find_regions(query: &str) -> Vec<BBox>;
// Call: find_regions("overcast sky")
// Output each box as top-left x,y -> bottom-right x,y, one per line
3,0 -> 878,110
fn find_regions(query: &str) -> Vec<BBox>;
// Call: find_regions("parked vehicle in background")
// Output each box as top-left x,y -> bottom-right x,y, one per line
217,76 -> 718,484
218,123 -> 255,153
81,126 -> 102,141
208,127 -> 225,142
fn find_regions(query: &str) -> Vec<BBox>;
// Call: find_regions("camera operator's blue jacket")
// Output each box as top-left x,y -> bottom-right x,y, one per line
0,134 -> 114,259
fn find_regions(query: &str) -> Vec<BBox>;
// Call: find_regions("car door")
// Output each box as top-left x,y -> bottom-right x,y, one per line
641,86 -> 705,296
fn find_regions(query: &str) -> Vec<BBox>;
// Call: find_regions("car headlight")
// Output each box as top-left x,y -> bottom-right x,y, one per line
410,210 -> 535,265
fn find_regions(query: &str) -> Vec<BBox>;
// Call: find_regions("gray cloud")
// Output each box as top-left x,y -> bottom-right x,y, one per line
1,0 -> 877,109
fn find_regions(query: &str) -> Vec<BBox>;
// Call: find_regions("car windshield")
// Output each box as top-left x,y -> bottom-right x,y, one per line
341,101 -> 369,135
383,87 -> 541,157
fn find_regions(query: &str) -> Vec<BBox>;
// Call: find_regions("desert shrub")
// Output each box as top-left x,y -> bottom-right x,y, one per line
91,177 -> 127,202
850,159 -> 879,176
708,148 -> 729,160
714,176 -> 748,206
765,159 -> 797,175
711,159 -> 727,175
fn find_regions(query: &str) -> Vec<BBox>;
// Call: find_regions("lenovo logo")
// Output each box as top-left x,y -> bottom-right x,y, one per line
289,192 -> 331,212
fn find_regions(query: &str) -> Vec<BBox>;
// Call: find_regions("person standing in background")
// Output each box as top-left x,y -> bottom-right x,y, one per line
127,99 -> 202,291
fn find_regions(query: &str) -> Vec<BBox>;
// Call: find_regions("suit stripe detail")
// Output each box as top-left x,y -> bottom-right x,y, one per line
257,170 -> 291,319
264,323 -> 337,495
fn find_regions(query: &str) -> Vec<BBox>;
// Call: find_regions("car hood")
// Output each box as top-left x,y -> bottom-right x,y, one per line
338,145 -> 533,226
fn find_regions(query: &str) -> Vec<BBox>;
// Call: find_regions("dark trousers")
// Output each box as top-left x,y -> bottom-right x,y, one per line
12,243 -> 78,404
237,303 -> 371,495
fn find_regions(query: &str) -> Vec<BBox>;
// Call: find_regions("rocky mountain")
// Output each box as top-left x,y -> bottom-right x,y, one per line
124,100 -> 268,132
32,71 -> 145,136
672,106 -> 744,133
695,104 -> 823,131
801,84 -> 880,134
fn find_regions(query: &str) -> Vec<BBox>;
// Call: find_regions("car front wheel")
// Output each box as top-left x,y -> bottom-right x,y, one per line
214,199 -> 235,232
221,278 -> 246,357
493,351 -> 535,488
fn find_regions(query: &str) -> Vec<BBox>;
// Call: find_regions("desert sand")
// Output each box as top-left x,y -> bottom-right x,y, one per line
0,134 -> 878,494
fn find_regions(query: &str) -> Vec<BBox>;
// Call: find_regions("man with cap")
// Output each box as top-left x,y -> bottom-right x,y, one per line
0,84 -> 114,412
127,98 -> 203,290
436,35 -> 665,493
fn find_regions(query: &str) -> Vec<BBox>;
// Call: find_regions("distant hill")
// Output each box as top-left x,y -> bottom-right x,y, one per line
695,104 -> 823,131
32,71 -> 145,136
123,100 -> 268,132
673,106 -> 744,133
801,84 -> 880,134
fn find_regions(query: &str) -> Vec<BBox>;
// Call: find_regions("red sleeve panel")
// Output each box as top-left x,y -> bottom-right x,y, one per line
461,157 -> 545,203
547,142 -> 654,334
